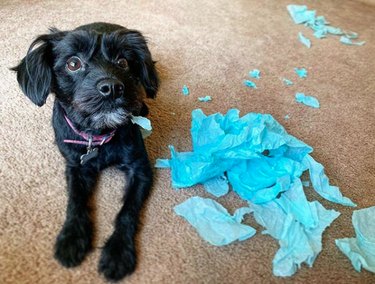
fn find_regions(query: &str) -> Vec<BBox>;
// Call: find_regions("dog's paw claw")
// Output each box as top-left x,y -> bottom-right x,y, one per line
54,222 -> 92,267
98,235 -> 136,281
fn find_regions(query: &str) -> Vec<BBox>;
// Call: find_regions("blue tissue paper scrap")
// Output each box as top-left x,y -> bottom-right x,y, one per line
198,96 -> 212,102
298,32 -> 311,48
174,196 -> 256,246
287,4 -> 365,45
249,69 -> 261,79
244,80 -> 257,89
283,78 -> 293,86
336,206 -> 375,273
294,68 -> 307,78
295,93 -> 320,108
182,85 -> 190,95
156,109 -> 356,276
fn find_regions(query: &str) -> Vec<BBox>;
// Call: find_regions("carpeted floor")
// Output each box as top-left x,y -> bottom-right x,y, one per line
0,0 -> 374,283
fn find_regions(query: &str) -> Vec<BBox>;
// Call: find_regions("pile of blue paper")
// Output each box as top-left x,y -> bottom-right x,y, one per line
156,108 -> 356,277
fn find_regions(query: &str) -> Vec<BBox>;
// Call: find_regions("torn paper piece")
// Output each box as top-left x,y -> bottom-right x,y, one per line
244,80 -> 257,89
174,197 -> 256,246
302,180 -> 310,187
295,93 -> 320,108
130,115 -> 152,138
250,199 -> 340,277
198,96 -> 212,102
287,5 -> 365,46
182,85 -> 190,95
298,32 -> 311,48
336,206 -> 375,273
283,78 -> 293,86
294,68 -> 307,78
287,5 -> 316,25
249,69 -> 261,79
203,175 -> 229,197
303,154 -> 356,207
155,158 -> 170,168
340,36 -> 366,46
284,114 -> 290,120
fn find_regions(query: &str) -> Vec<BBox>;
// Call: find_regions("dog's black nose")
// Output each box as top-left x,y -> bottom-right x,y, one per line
97,79 -> 124,99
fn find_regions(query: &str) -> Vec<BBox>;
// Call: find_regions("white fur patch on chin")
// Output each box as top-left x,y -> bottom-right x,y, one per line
92,109 -> 128,129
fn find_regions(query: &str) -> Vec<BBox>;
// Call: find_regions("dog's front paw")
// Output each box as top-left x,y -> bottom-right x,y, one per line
98,234 -> 136,282
54,220 -> 93,267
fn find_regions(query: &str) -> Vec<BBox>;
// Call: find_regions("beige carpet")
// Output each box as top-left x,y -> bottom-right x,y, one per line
1,0 -> 375,283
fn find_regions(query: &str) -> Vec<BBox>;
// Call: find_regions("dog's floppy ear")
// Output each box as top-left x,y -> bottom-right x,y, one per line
124,31 -> 159,98
11,30 -> 61,106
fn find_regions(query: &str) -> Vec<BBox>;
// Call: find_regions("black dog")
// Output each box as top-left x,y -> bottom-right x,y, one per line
12,22 -> 159,281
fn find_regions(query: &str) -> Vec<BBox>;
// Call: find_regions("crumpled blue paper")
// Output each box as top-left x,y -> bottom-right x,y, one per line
156,109 -> 356,276
298,32 -> 311,48
294,68 -> 307,78
283,78 -> 293,86
250,196 -> 340,276
340,36 -> 366,46
295,93 -> 320,108
130,115 -> 152,138
249,69 -> 261,79
198,95 -> 212,102
244,80 -> 257,89
336,206 -> 375,273
287,4 -> 365,45
174,196 -> 256,246
182,85 -> 190,95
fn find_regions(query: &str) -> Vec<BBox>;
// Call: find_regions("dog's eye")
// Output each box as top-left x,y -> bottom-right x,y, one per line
66,56 -> 82,72
116,58 -> 128,69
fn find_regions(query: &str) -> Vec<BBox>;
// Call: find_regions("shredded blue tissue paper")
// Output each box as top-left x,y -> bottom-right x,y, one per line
336,206 -> 375,273
287,4 -> 365,45
295,93 -> 320,108
283,78 -> 293,86
198,96 -> 212,102
156,109 -> 356,276
244,80 -> 257,89
249,69 -> 261,79
182,85 -> 190,95
340,36 -> 366,46
294,68 -> 307,78
130,115 -> 152,138
298,32 -> 311,48
174,196 -> 256,246
284,114 -> 290,120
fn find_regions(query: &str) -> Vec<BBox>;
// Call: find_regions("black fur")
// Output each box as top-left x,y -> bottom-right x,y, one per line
12,22 -> 159,281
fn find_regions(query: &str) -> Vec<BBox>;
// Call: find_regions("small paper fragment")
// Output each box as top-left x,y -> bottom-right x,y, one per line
298,32 -> 311,48
182,85 -> 190,95
295,93 -> 320,108
174,197 -> 256,246
336,206 -> 375,273
244,80 -> 257,89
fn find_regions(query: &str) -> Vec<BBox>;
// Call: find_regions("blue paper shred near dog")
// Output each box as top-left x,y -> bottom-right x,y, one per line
203,175 -> 229,197
155,158 -> 170,168
335,206 -> 375,273
249,69 -> 261,79
294,68 -> 307,78
295,93 -> 320,108
198,96 -> 212,102
156,109 -> 356,276
244,80 -> 257,89
182,85 -> 190,95
174,196 -> 256,246
298,32 -> 311,48
130,115 -> 152,138
287,4 -> 365,45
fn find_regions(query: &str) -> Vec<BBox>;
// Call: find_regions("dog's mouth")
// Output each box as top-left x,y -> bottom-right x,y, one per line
91,107 -> 130,129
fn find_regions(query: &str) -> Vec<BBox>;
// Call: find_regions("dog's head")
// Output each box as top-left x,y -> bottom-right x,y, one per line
12,23 -> 159,130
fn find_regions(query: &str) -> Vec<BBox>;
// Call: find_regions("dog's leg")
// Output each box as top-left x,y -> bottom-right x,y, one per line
98,158 -> 152,281
54,165 -> 98,267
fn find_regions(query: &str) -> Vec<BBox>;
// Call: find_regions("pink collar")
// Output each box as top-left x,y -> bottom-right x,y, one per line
63,114 -> 116,146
